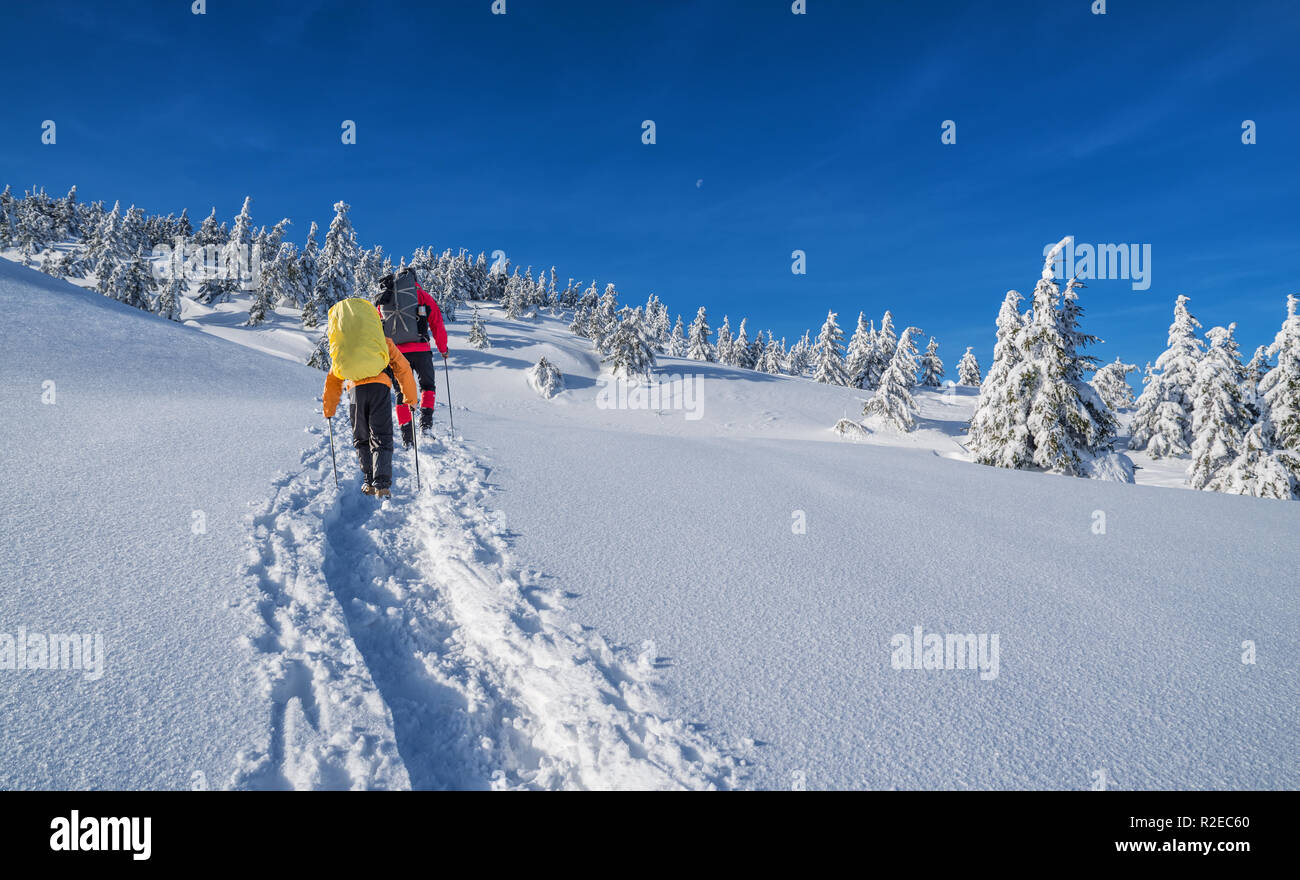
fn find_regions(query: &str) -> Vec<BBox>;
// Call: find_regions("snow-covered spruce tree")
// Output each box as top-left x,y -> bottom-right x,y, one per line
1259,294 -> 1300,454
1187,324 -> 1253,491
248,236 -> 295,325
504,284 -> 525,319
919,337 -> 944,387
645,295 -> 670,352
1090,358 -> 1137,411
1129,294 -> 1204,457
1015,253 -> 1117,475
588,283 -> 620,355
1220,421 -> 1300,499
967,291 -> 1030,468
732,319 -> 753,369
298,222 -> 322,326
715,315 -> 733,366
687,306 -> 713,361
86,201 -> 129,279
811,310 -> 849,386
864,311 -> 896,389
604,306 -> 657,379
39,249 -> 69,279
106,247 -> 157,311
56,185 -> 79,239
667,315 -> 687,357
155,237 -> 187,322
787,331 -> 812,376
0,186 -> 14,248
306,333 -> 331,371
310,201 -> 358,320
467,306 -> 490,349
863,327 -> 921,432
759,333 -> 784,374
844,312 -> 874,388
957,347 -> 982,386
194,208 -> 223,246
1243,345 -> 1270,417
526,356 -> 565,399
750,329 -> 767,369
569,299 -> 593,337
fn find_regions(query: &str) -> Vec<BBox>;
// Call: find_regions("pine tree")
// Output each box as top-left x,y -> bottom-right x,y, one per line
86,200 -> 129,279
527,357 -> 565,398
715,316 -> 733,367
307,333 -> 331,371
1129,295 -> 1204,457
589,283 -> 620,354
604,307 -> 657,379
687,307 -> 713,361
1090,358 -> 1137,411
107,246 -> 157,310
957,347 -> 982,386
732,319 -> 752,369
1187,324 -> 1253,491
155,236 -> 187,322
864,327 -> 921,431
919,337 -> 944,387
787,331 -> 812,376
667,315 -> 687,357
1243,345 -> 1270,418
864,312 -> 896,389
1260,294 -> 1300,453
844,312 -> 874,388
1014,250 -> 1116,475
968,290 -> 1033,469
40,250 -> 69,279
310,201 -> 358,321
194,208 -> 223,245
467,307 -> 490,349
757,334 -> 783,374
0,185 -> 15,248
811,310 -> 849,385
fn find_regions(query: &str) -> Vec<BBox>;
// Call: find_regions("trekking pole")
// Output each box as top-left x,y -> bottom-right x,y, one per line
443,356 -> 455,435
326,414 -> 340,490
409,408 -> 421,491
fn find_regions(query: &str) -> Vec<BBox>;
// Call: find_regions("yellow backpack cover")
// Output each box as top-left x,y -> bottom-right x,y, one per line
327,298 -> 390,381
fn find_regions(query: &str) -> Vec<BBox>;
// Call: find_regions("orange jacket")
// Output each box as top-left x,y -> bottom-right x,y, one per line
323,338 -> 418,419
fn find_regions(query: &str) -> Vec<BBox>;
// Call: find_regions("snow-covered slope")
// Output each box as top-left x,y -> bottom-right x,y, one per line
0,260 -> 319,789
2,261 -> 1296,789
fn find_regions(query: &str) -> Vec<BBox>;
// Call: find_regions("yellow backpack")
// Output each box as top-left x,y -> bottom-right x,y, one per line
327,298 -> 390,381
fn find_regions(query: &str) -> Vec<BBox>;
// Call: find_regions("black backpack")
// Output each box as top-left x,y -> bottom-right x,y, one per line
372,268 -> 428,345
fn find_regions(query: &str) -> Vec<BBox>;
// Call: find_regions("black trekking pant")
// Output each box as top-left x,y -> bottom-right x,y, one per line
349,382 -> 394,488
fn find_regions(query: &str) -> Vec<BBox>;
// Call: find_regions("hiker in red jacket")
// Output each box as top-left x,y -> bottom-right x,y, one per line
375,269 -> 450,446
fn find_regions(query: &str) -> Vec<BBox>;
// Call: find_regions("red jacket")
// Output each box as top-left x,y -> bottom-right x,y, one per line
377,283 -> 449,357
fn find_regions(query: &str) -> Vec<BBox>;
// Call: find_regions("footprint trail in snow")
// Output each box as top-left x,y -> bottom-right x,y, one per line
232,423 -> 736,790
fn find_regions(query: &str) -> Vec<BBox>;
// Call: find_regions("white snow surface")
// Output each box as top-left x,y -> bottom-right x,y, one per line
2,258 -> 1297,790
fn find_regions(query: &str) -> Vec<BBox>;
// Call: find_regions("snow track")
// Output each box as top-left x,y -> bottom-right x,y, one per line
232,423 -> 736,790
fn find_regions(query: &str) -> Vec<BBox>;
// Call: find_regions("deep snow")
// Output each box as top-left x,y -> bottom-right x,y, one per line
2,258 -> 1296,789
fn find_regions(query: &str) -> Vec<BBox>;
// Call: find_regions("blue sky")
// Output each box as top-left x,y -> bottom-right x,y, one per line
2,0 -> 1298,374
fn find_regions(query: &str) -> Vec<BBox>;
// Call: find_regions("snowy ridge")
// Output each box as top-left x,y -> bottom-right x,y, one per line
234,426 -> 736,790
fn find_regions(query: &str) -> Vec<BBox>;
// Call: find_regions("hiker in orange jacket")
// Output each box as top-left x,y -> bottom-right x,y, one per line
323,338 -> 418,497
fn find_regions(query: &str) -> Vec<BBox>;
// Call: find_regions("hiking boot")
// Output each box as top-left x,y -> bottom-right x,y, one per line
399,421 -> 414,449
419,407 -> 434,435
361,481 -> 376,496
375,486 -> 391,498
